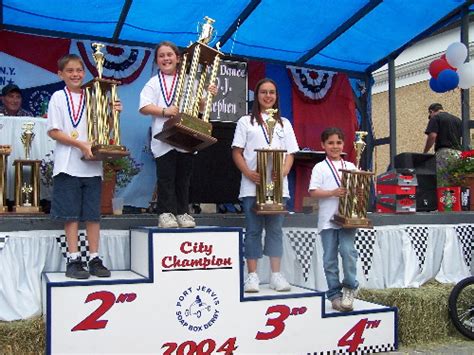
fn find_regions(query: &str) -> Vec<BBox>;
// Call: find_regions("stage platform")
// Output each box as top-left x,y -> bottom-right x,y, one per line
2,210 -> 474,231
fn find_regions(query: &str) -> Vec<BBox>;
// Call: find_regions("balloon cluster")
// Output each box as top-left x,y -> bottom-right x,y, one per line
429,42 -> 474,93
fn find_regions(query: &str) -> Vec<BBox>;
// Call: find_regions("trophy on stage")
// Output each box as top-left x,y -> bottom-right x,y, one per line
13,123 -> 42,213
83,42 -> 129,160
21,122 -> 35,160
0,145 -> 12,213
154,16 -> 221,152
333,131 -> 374,228
254,109 -> 288,215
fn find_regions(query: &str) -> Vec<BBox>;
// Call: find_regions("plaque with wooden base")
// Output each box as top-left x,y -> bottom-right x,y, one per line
155,114 -> 217,152
13,205 -> 43,213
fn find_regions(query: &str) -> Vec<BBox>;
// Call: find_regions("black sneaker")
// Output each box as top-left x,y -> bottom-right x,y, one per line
66,259 -> 90,279
88,257 -> 111,277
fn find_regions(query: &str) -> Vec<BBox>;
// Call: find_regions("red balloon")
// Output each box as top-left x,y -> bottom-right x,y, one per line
441,54 -> 456,70
429,58 -> 452,79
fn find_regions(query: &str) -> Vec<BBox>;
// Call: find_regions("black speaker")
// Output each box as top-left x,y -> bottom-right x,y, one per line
394,153 -> 436,174
394,153 -> 437,212
190,122 -> 241,204
415,175 -> 437,211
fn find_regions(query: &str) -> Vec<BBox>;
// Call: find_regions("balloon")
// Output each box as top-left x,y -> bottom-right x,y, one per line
429,58 -> 451,79
457,62 -> 474,89
437,69 -> 459,91
429,77 -> 445,93
446,42 -> 468,68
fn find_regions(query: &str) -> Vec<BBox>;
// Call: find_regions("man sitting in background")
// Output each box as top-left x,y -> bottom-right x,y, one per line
0,84 -> 33,117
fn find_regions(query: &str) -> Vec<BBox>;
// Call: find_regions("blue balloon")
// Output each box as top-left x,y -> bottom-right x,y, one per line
429,77 -> 445,93
437,69 -> 459,91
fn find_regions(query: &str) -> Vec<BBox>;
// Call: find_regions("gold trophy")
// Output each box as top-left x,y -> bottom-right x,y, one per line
154,16 -> 221,151
254,109 -> 288,215
83,42 -> 129,160
333,131 -> 374,228
13,123 -> 42,213
0,145 -> 12,213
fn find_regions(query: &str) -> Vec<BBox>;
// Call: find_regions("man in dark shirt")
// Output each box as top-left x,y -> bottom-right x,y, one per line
0,84 -> 34,117
423,103 -> 462,187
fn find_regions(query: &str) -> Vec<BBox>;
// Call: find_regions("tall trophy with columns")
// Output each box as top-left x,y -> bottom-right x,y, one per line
0,145 -> 12,213
254,109 -> 288,215
13,122 -> 42,213
333,131 -> 374,228
154,16 -> 221,151
82,42 -> 129,160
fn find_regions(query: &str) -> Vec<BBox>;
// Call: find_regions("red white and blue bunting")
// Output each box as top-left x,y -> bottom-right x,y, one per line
288,66 -> 335,102
76,40 -> 151,84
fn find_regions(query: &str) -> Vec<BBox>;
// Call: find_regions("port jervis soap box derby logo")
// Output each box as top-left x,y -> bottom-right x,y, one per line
176,285 -> 220,332
161,240 -> 233,271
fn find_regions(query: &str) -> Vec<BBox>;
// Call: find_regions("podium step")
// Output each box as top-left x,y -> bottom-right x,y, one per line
43,227 -> 397,354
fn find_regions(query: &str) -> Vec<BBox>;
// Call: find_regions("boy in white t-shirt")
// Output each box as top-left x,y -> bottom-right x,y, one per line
308,127 -> 359,312
47,54 -> 121,279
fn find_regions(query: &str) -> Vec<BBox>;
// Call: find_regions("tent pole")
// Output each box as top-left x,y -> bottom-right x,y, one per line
388,58 -> 397,168
461,5 -> 471,150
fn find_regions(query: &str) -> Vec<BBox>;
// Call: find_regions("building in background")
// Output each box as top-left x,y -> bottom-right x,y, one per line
371,24 -> 474,176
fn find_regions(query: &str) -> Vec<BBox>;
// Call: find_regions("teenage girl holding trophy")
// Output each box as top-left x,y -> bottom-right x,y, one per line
232,78 -> 299,293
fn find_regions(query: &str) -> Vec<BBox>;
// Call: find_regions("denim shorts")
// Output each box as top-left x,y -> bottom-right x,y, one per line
50,173 -> 102,222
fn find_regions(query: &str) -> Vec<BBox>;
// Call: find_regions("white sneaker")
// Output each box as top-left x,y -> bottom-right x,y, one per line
158,213 -> 178,228
270,272 -> 291,292
176,213 -> 196,228
341,287 -> 358,311
244,272 -> 260,293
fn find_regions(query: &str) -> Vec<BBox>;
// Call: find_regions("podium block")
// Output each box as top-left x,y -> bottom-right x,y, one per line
43,227 -> 397,354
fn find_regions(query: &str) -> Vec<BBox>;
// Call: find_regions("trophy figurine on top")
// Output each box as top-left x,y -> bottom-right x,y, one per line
333,131 -> 374,228
82,42 -> 129,160
254,108 -> 288,215
154,16 -> 222,152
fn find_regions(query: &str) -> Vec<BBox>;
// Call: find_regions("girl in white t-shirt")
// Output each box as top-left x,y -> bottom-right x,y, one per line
139,41 -> 216,229
232,78 -> 299,293
308,127 -> 359,312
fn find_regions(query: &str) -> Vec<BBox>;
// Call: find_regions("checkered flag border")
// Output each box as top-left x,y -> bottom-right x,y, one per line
455,224 -> 474,268
0,235 -> 9,252
56,233 -> 90,262
311,342 -> 396,354
355,229 -> 376,281
405,226 -> 429,271
286,230 -> 317,282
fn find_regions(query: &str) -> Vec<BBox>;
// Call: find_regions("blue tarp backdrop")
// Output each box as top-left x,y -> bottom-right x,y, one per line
2,0 -> 471,76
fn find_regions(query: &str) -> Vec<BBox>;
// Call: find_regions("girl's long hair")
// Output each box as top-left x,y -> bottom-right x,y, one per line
250,78 -> 283,127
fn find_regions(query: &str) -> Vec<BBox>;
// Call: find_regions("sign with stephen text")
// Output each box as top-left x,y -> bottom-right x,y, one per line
210,60 -> 247,122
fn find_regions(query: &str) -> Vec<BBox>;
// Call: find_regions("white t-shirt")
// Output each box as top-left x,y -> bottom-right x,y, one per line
232,114 -> 299,199
308,158 -> 356,232
47,88 -> 102,178
139,73 -> 188,158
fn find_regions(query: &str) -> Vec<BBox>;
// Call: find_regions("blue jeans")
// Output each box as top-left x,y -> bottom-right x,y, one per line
242,197 -> 286,259
51,173 -> 102,222
320,228 -> 359,300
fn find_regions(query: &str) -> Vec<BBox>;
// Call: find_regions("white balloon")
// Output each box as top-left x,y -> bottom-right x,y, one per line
446,42 -> 468,68
457,62 -> 474,89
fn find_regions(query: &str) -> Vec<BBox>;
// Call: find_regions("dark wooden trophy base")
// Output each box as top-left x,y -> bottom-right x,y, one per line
332,214 -> 373,229
254,203 -> 289,215
155,113 -> 217,152
89,145 -> 130,161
